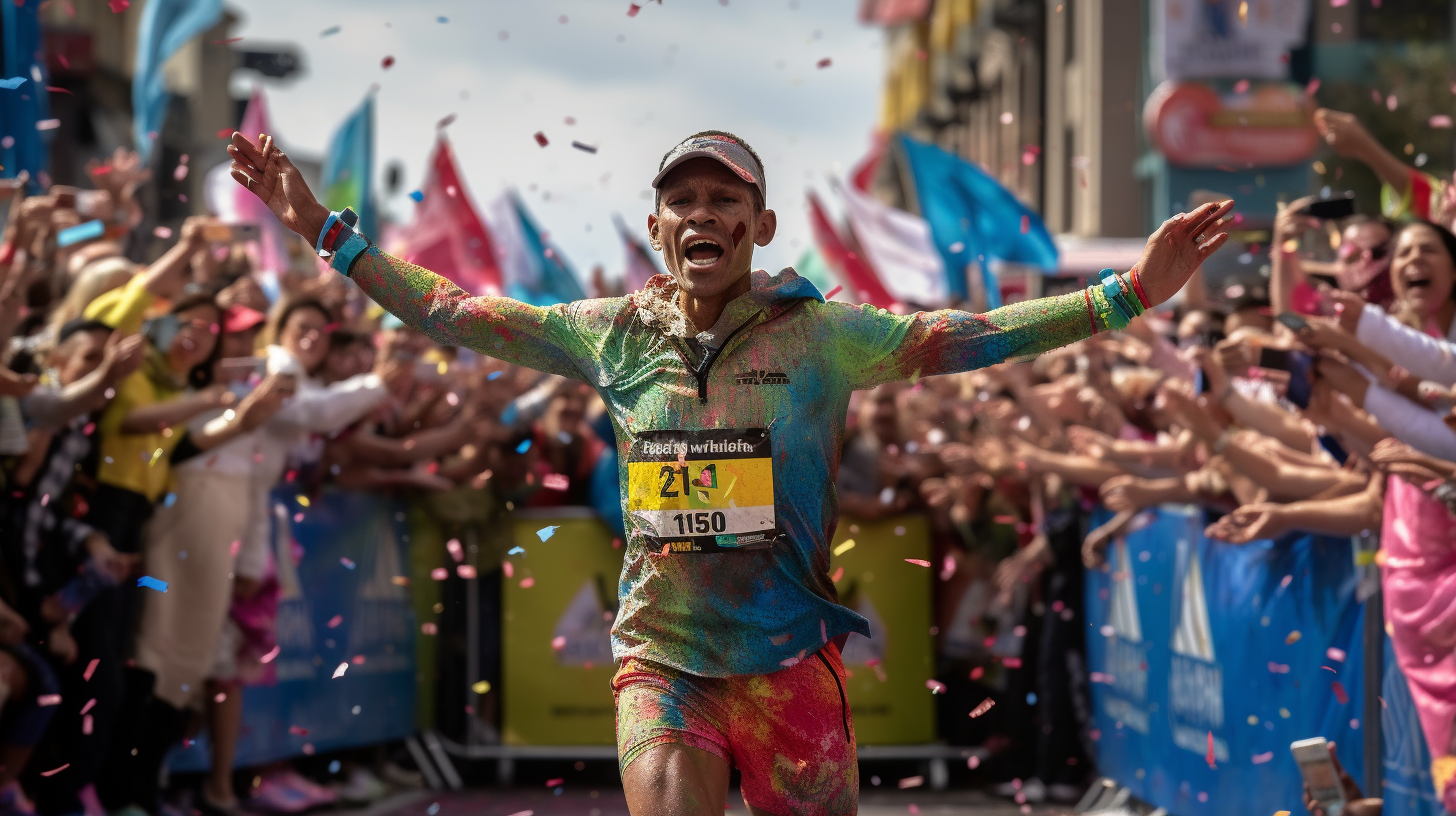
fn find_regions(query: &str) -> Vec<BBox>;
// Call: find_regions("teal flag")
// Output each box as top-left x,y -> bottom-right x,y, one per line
322,95 -> 375,238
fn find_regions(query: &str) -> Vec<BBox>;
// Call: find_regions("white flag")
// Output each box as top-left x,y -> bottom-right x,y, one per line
838,181 -> 947,309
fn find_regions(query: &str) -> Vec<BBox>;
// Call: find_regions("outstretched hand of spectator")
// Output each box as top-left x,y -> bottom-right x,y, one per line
228,133 -> 331,244
1205,503 -> 1288,543
1135,200 -> 1235,307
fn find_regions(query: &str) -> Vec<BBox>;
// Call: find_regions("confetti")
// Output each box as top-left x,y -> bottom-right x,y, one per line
332,662 -> 348,679
1284,630 -> 1301,644
260,645 -> 281,664
904,558 -> 931,567
1233,79 -> 1250,94
457,565 -> 477,579
137,576 -> 168,592
437,16 -> 448,23
503,561 -> 514,578
340,557 -> 355,569
446,538 -> 464,562
542,473 -> 570,491
970,666 -> 984,680
472,680 -> 491,694
1327,647 -> 1347,662
1001,656 -> 1022,669
431,568 -> 449,581
1237,0 -> 1247,23
520,577 -> 536,588
571,141 -> 598,154
82,714 -> 93,734
1332,681 -> 1349,705
40,764 -> 69,777
1252,751 -> 1274,764
381,56 -> 395,69
925,679 -> 946,694
327,615 -> 343,629
80,698 -> 95,715
0,77 -> 25,90
508,546 -> 525,555
421,623 -> 438,635
821,619 -> 828,643
551,636 -> 567,651
1205,731 -> 1216,767
628,3 -> 641,15
898,776 -> 924,789
38,694 -> 60,706
537,526 -> 559,542
83,659 -> 99,681
1089,672 -> 1115,684
969,698 -> 995,718
107,0 -> 127,11
832,539 -> 855,556
319,25 -> 341,37
534,132 -> 549,147
830,567 -> 843,582
824,285 -> 843,299
35,119 -> 60,131
46,86 -> 73,95
409,190 -> 424,202
516,439 -> 533,454
545,778 -> 564,788
1432,115 -> 1453,129
817,57 -> 832,68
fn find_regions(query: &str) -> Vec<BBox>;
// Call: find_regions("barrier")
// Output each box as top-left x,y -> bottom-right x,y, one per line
171,489 -> 418,770
1084,505 -> 1366,815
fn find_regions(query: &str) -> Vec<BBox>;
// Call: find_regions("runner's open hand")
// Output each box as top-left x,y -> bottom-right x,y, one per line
227,132 -> 330,244
1135,200 -> 1235,307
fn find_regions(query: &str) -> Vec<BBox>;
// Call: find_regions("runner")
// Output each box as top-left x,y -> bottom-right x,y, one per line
227,129 -> 1231,815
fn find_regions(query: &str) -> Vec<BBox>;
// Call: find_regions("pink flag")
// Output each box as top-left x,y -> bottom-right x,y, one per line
383,136 -> 503,296
618,216 -> 663,293
204,88 -> 290,299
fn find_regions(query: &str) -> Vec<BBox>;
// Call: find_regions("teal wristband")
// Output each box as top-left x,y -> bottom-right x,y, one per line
1101,277 -> 1134,325
329,231 -> 370,277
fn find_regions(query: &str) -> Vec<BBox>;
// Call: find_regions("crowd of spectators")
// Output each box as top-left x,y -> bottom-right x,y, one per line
0,103 -> 1452,816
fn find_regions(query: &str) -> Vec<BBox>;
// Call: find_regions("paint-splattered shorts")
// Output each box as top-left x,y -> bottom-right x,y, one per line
612,643 -> 858,815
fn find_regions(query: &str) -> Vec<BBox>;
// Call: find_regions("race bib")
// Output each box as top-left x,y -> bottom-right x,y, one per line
626,428 -> 778,552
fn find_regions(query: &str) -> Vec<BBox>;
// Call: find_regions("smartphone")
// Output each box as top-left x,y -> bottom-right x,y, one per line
218,357 -> 267,377
1193,369 -> 1207,395
1277,312 -> 1311,334
201,223 -> 233,243
230,223 -> 262,242
51,185 -> 78,209
1291,738 -> 1346,816
1258,348 -> 1293,371
1286,350 -> 1314,409
1300,195 -> 1356,221
142,315 -> 180,353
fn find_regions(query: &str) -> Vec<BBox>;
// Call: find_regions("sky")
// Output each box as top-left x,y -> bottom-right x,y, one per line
223,0 -> 886,283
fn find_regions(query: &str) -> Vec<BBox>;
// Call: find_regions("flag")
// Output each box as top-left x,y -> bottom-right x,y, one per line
384,136 -> 502,297
0,0 -> 49,188
792,246 -> 839,297
132,0 -> 224,164
897,133 -> 1059,308
322,95 -> 375,239
616,215 -> 663,293
806,191 -> 897,309
203,89 -> 289,302
837,179 -> 946,309
508,193 -> 586,305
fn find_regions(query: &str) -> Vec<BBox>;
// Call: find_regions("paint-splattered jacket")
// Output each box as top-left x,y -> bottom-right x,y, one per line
348,249 -> 1096,677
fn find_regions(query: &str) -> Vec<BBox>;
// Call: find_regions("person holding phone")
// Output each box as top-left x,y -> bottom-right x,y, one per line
1271,195 -> 1394,318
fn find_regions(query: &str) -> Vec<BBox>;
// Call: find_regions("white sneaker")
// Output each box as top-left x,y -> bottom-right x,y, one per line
991,778 -> 1047,802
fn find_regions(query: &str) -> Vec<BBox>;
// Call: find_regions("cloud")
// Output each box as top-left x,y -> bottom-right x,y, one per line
225,0 -> 882,282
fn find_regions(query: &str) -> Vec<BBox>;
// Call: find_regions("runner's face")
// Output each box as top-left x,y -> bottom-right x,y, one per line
649,158 -> 775,298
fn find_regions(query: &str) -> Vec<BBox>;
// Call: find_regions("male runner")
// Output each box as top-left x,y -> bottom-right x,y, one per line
228,129 -> 1231,815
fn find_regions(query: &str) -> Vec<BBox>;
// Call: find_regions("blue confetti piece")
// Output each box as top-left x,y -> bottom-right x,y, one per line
0,77 -> 26,90
137,576 -> 168,592
57,219 -> 105,248
436,15 -> 448,23
162,492 -> 177,508
536,526 -> 559,542
328,760 -> 341,774
508,546 -> 525,555
515,439 -> 532,454
487,370 -> 504,381
408,190 -> 424,202
319,25 -> 342,37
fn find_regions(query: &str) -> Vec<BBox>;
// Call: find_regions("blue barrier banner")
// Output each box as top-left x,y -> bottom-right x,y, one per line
1384,636 -> 1444,816
1085,506 -> 1366,815
172,489 -> 417,770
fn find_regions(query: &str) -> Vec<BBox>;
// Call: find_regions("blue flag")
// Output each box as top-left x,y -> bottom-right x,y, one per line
132,0 -> 224,164
509,194 -> 586,305
898,134 -> 1059,308
0,0 -> 49,188
322,95 -> 375,239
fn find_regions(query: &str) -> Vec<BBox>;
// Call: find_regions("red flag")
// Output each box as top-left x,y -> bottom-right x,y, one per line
616,216 -> 663,293
806,192 -> 897,309
383,137 -> 503,296
850,134 -> 886,193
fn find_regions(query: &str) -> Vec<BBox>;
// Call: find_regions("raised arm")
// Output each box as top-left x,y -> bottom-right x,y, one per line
844,201 -> 1234,388
227,133 -> 592,381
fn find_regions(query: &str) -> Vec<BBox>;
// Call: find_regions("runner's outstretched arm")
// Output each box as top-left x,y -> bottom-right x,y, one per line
227,132 -> 590,381
842,201 -> 1233,388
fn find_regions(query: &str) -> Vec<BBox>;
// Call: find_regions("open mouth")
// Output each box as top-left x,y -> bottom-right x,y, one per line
1407,275 -> 1432,290
684,237 -> 725,267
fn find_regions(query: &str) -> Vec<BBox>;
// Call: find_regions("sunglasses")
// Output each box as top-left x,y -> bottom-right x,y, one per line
1338,243 -> 1389,261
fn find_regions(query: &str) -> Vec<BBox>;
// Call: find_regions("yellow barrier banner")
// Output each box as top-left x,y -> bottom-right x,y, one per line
830,515 -> 936,745
502,512 -> 622,745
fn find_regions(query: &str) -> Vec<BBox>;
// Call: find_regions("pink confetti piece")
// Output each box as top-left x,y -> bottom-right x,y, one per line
898,775 -> 924,789
1090,672 -> 1115,684
820,619 -> 828,643
520,577 -> 535,588
1332,681 -> 1349,705
1431,115 -> 1452,129
830,567 -> 844,582
421,622 -> 438,635
817,57 -> 832,68
457,564 -> 478,579
288,725 -> 309,735
1305,77 -> 1321,96
332,662 -> 348,679
534,132 -> 549,147
824,285 -> 843,299
40,764 -> 68,777
904,558 -> 931,567
83,659 -> 99,681
1268,662 -> 1290,674
1001,657 -> 1022,669
1233,79 -> 1249,93
431,567 -> 449,581
1205,731 -> 1216,767
80,698 -> 95,715
327,615 -> 343,628
106,0 -> 127,11
381,56 -> 395,69
340,556 -> 354,569
542,473 -> 570,491
970,666 -> 984,680
967,756 -> 981,769
925,679 -> 946,694
37,694 -> 61,706
545,777 -> 564,787
446,538 -> 463,561
1279,574 -> 1293,589
82,714 -> 92,735
628,3 -> 641,15
1327,647 -> 1347,662
503,561 -> 514,578
969,698 -> 995,718
1252,751 -> 1274,764
260,645 -> 281,664
551,636 -> 567,651
1020,215 -> 1030,234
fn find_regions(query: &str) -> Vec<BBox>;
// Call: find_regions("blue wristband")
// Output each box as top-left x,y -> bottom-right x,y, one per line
1101,277 -> 1134,325
329,230 -> 370,277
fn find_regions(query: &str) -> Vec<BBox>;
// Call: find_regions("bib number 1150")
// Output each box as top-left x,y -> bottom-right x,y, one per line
675,511 -> 727,535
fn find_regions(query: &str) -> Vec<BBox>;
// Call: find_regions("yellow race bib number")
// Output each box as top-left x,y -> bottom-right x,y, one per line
626,428 -> 778,552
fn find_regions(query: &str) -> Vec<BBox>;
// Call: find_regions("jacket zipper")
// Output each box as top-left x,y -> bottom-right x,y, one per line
672,317 -> 758,404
